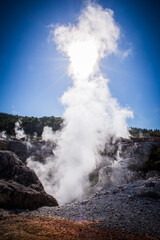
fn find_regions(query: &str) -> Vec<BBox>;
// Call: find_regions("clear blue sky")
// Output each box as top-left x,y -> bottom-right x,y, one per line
0,0 -> 160,129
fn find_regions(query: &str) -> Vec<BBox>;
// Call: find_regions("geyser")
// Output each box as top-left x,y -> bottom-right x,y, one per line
27,3 -> 133,205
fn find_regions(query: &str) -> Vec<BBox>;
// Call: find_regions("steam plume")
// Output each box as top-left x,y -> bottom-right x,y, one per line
28,3 -> 133,204
0,131 -> 7,140
15,120 -> 26,140
51,3 -> 133,203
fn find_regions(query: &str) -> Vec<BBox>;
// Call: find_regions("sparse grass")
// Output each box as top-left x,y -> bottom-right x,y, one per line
0,215 -> 157,240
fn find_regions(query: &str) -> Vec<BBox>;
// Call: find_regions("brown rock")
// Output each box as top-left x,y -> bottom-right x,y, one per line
0,151 -> 58,210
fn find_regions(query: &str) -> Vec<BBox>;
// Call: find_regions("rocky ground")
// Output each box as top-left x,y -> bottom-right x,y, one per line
30,177 -> 160,236
1,176 -> 160,239
0,137 -> 160,239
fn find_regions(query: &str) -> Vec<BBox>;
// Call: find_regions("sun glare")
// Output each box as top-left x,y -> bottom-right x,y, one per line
68,40 -> 98,79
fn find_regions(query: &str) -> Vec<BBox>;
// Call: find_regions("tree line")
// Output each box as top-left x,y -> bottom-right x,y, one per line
0,113 -> 62,137
0,112 -> 160,138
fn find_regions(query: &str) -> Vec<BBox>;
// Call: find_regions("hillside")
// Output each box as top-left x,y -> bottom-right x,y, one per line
0,112 -> 160,138
0,113 -> 62,137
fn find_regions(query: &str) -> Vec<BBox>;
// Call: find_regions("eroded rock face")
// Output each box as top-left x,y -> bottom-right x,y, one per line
0,139 -> 55,163
0,151 -> 58,210
88,138 -> 160,191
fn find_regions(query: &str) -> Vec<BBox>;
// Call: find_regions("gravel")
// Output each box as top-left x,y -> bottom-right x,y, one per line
1,176 -> 159,237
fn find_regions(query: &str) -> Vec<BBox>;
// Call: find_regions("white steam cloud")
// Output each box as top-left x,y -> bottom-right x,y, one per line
28,3 -> 133,205
42,126 -> 55,141
15,120 -> 26,140
0,131 -> 7,140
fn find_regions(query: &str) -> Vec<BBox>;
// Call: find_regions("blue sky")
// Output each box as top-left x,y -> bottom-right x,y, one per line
0,0 -> 160,129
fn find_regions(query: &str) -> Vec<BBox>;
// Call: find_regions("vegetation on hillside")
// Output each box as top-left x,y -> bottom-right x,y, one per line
129,127 -> 160,138
0,112 -> 160,138
0,113 -> 62,137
